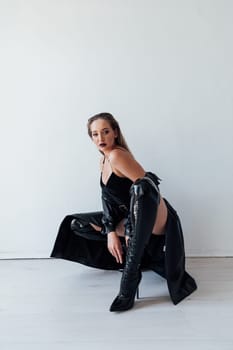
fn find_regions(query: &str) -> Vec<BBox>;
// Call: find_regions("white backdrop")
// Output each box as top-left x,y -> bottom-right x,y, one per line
0,0 -> 232,258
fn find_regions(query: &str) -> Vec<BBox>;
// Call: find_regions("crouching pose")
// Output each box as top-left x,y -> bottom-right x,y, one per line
51,113 -> 197,311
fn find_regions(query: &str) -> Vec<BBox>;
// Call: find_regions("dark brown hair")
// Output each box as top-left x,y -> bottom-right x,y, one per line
87,112 -> 131,152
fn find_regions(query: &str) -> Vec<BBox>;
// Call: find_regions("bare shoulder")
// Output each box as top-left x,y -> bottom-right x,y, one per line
108,148 -> 145,180
108,148 -> 134,163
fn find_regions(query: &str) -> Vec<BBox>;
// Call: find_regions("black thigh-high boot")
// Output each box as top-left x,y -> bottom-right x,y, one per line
109,175 -> 160,312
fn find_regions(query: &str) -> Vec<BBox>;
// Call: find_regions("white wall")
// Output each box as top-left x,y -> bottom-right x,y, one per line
0,0 -> 232,258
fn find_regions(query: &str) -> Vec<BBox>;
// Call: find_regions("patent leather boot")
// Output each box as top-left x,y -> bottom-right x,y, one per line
110,244 -> 142,312
110,175 -> 160,312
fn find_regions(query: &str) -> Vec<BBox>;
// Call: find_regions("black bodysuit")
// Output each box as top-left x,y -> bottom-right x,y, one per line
100,172 -> 132,205
100,172 -> 132,235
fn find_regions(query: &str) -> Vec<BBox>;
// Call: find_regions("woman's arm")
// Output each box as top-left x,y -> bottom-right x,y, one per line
102,149 -> 145,264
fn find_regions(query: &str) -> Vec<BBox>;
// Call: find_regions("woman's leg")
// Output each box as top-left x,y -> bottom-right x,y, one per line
90,219 -> 126,237
110,175 -> 160,312
70,212 -> 106,241
152,197 -> 168,235
72,214 -> 126,239
89,223 -> 102,231
51,211 -> 124,270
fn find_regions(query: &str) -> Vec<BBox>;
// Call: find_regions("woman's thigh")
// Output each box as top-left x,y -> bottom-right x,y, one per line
91,218 -> 126,236
152,198 -> 168,235
72,211 -> 103,231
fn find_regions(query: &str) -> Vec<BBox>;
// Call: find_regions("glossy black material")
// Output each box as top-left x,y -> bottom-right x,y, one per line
100,172 -> 132,235
50,172 -> 197,305
110,175 -> 160,311
110,270 -> 142,311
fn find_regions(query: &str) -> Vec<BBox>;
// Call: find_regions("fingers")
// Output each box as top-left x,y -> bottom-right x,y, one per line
116,249 -> 123,264
107,232 -> 123,264
111,248 -> 123,264
108,246 -> 123,264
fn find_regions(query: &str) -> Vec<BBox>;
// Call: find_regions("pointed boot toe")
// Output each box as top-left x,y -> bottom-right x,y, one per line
109,294 -> 135,312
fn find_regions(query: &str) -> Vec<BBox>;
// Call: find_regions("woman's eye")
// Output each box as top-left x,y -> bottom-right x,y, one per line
103,130 -> 109,135
92,133 -> 98,137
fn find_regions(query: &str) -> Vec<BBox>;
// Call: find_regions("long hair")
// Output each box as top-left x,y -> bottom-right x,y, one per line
87,112 -> 131,152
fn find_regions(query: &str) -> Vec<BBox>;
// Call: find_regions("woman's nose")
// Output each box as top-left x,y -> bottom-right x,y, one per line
99,134 -> 105,142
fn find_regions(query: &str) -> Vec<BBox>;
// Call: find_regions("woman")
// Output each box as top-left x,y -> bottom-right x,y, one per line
51,112 -> 197,312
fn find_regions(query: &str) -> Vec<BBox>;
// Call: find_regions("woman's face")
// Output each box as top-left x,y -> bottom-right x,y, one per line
90,118 -> 117,154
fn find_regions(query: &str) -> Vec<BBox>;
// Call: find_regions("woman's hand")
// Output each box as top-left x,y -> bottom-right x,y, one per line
107,232 -> 123,264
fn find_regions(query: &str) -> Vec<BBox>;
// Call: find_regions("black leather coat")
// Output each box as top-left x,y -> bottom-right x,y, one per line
51,187 -> 197,305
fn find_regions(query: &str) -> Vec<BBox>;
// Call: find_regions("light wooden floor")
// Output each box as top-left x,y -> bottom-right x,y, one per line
0,258 -> 233,350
